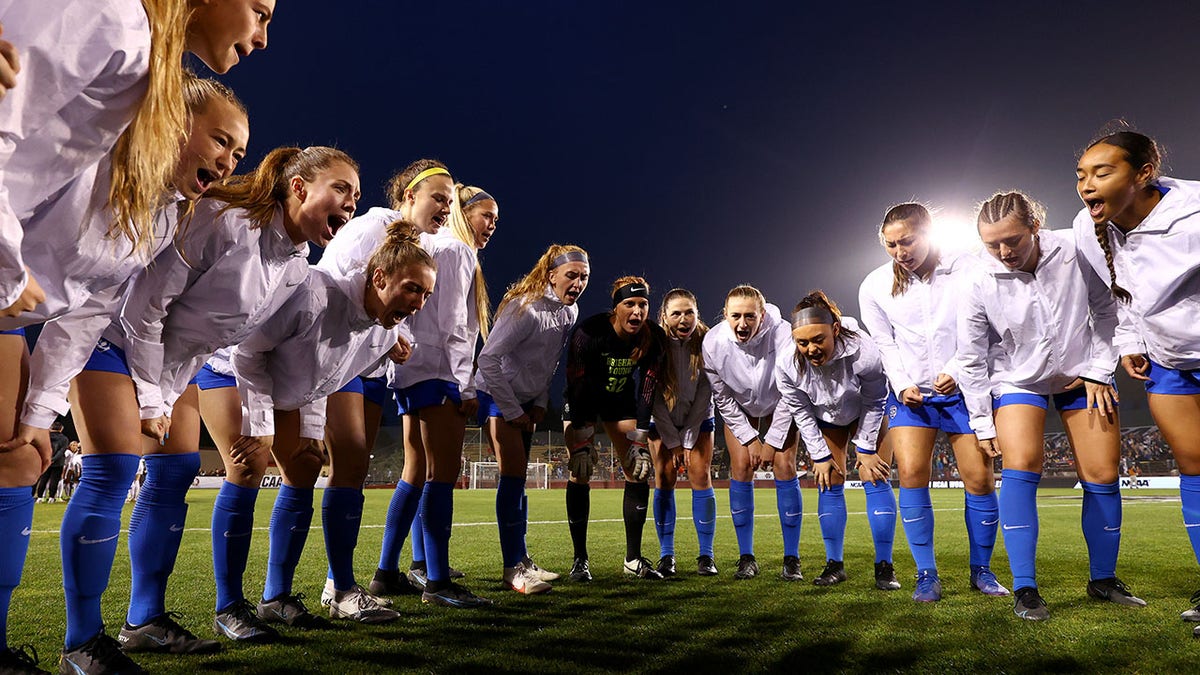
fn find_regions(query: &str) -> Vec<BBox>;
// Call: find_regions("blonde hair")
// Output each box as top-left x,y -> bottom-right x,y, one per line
181,69 -> 246,122
367,220 -> 436,279
879,202 -> 935,297
204,146 -> 358,229
106,0 -> 190,254
658,288 -> 707,412
497,244 -> 589,316
386,159 -> 450,210
723,284 -> 765,319
446,183 -> 493,341
610,275 -> 655,362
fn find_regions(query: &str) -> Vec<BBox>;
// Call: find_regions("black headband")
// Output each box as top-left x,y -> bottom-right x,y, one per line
612,281 -> 649,308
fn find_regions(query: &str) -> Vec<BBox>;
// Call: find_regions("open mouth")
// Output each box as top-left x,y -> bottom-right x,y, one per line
1084,198 -> 1105,219
806,352 -> 825,365
676,324 -> 694,338
564,290 -> 580,303
328,214 -> 349,236
432,213 -> 448,228
627,319 -> 643,331
195,167 -> 218,193
735,328 -> 751,341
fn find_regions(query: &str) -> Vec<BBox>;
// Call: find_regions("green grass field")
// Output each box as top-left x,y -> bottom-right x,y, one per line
11,487 -> 1200,673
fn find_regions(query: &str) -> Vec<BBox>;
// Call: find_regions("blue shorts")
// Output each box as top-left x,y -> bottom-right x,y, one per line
395,379 -> 461,414
337,376 -> 392,408
1146,360 -> 1200,396
648,417 -> 716,434
0,328 -> 24,336
885,392 -> 973,435
190,364 -> 236,390
82,338 -> 131,376
994,388 -> 1093,412
475,389 -> 535,423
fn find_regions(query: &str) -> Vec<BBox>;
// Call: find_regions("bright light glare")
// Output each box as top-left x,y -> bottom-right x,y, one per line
931,211 -> 980,254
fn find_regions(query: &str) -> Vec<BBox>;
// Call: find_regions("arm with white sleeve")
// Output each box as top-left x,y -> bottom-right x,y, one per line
679,368 -> 713,450
954,273 -> 997,440
858,278 -> 917,395
774,355 -> 830,461
1080,258 -> 1120,381
850,338 -> 889,453
702,339 -> 757,446
476,302 -> 536,421
762,323 -> 798,449
431,242 -> 478,398
230,287 -> 315,438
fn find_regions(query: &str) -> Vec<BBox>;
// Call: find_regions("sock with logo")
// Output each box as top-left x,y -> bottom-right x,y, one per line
817,484 -> 847,561
566,481 -> 590,560
623,481 -> 650,561
775,478 -> 802,558
61,453 -> 139,649
262,485 -> 313,601
212,481 -> 259,612
729,479 -> 755,556
0,487 -> 34,649
692,487 -> 717,558
496,476 -> 525,568
323,487 -> 364,591
862,479 -> 897,563
377,479 -> 420,572
126,452 -> 200,626
419,482 -> 454,584
899,486 -> 936,573
1080,480 -> 1122,580
964,491 -> 1000,568
999,468 -> 1041,590
1180,474 -> 1200,566
653,488 -> 676,558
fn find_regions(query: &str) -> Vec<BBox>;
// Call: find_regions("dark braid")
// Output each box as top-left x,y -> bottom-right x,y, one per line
1094,220 -> 1132,303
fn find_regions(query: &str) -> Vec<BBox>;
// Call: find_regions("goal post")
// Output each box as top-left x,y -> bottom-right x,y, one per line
469,461 -> 549,489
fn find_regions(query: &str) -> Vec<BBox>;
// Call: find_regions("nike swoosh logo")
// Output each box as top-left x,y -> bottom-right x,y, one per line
146,634 -> 169,646
290,526 -> 309,532
818,513 -> 831,519
285,279 -> 302,288
20,527 -> 31,536
635,505 -> 646,511
873,510 -> 894,516
346,513 -> 361,520
698,519 -> 714,525
169,524 -> 184,532
1002,524 -> 1030,530
223,530 -> 252,538
785,511 -> 801,517
902,517 -> 924,523
78,533 -> 119,545
981,519 -> 999,526
731,509 -> 747,515
1186,523 -> 1200,529
1103,526 -> 1121,532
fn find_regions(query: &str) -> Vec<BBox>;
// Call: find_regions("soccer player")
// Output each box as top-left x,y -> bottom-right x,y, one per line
1073,130 -> 1200,634
650,289 -> 717,577
563,277 -> 667,581
776,291 -> 896,590
701,285 -> 801,580
476,245 -> 590,593
858,202 -> 1008,602
960,190 -> 1142,621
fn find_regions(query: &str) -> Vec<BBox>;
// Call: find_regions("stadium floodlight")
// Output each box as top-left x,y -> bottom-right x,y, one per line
931,211 -> 981,254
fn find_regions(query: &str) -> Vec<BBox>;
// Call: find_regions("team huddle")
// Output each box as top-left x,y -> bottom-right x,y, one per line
2,1 -> 1200,674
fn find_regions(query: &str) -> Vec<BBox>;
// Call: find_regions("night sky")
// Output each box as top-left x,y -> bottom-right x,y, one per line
212,0 -> 1200,423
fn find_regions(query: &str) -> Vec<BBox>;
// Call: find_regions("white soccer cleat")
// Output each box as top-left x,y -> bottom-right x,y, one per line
523,556 -> 561,582
322,577 -> 393,608
327,585 -> 401,624
504,562 -> 552,595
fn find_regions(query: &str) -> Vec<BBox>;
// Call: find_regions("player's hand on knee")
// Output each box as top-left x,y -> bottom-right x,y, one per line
625,429 -> 652,481
812,456 -> 839,491
297,437 -> 326,464
231,435 -> 273,464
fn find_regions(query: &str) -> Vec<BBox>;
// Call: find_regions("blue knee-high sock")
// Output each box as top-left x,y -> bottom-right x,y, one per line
323,488 -> 364,591
262,485 -> 314,601
0,487 -> 34,649
817,484 -> 847,561
899,487 -> 936,573
496,476 -> 525,568
1080,480 -> 1122,580
654,488 -> 676,558
420,482 -> 454,583
212,481 -> 259,612
378,480 -> 420,572
775,478 -> 802,558
519,489 -> 529,559
729,479 -> 755,556
863,480 -> 897,563
964,491 -> 1000,568
126,452 -> 199,626
1180,474 -> 1200,567
61,453 -> 140,649
410,513 -> 427,568
692,488 -> 717,558
999,469 -> 1041,590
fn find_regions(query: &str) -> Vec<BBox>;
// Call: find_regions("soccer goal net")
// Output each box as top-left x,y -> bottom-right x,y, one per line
469,461 -> 549,489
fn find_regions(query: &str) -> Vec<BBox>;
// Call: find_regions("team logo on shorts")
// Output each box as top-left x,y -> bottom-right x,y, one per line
96,338 -> 112,352
888,405 -> 898,420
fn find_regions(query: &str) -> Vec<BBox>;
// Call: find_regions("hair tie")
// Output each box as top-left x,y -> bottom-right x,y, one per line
612,281 -> 649,308
791,306 -> 834,328
404,167 -> 450,194
551,251 -> 588,268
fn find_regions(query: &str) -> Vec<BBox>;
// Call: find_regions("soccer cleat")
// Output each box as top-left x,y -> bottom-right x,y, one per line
912,570 -> 942,602
449,566 -> 465,579
696,555 -> 719,577
522,556 -> 561,582
368,568 -> 422,597
623,557 -> 665,580
117,612 -> 221,654
58,630 -> 148,675
874,561 -> 901,591
504,562 -> 553,595
257,593 -> 332,630
213,600 -> 280,643
0,644 -> 48,674
656,555 -> 677,577
781,556 -> 803,582
1013,586 -> 1050,621
421,583 -> 494,608
406,568 -> 429,591
970,566 -> 1011,597
568,557 -> 592,582
322,578 -> 393,608
328,585 -> 401,623
813,560 -> 847,587
1086,577 -> 1147,608
733,554 -> 759,580
1180,589 -> 1200,622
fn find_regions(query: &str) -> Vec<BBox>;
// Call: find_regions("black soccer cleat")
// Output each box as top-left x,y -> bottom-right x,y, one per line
0,644 -> 48,674
213,600 -> 280,643
813,559 -> 847,587
733,554 -> 759,580
59,630 -> 148,675
368,567 -> 422,597
1013,586 -> 1050,621
1086,577 -> 1147,608
118,612 -> 221,654
568,557 -> 592,582
257,593 -> 332,630
874,561 -> 901,591
656,555 -> 677,577
781,556 -> 803,582
696,555 -> 719,577
623,557 -> 665,580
